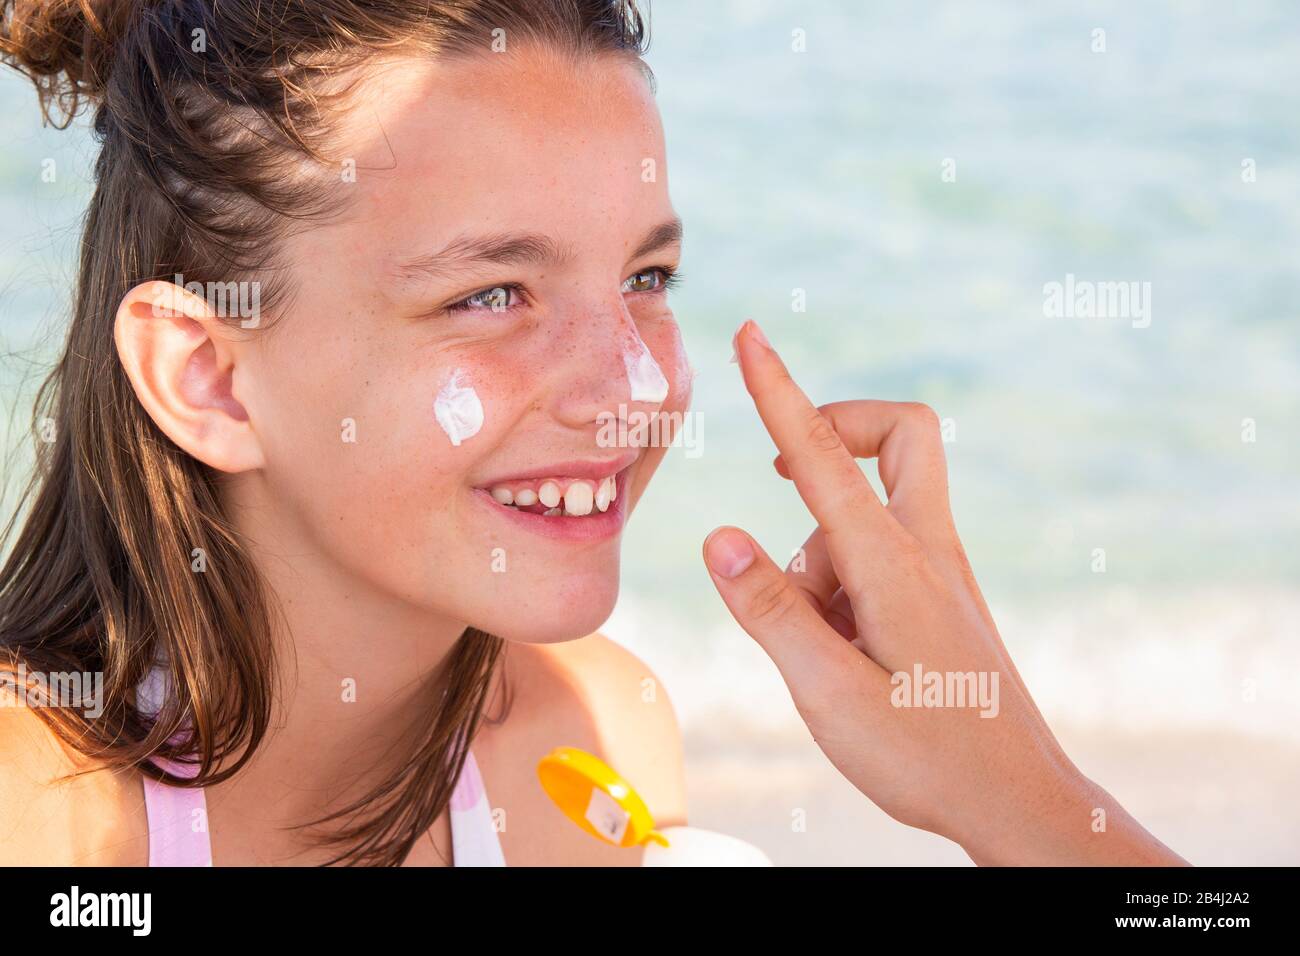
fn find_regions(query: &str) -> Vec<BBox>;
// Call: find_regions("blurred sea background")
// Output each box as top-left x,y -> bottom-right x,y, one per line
2,0 -> 1297,864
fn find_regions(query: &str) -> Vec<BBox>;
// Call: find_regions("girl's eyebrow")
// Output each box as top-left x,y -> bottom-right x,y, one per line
628,217 -> 684,260
391,217 -> 683,285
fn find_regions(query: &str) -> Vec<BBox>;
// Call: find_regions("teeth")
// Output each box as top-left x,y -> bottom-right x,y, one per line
563,481 -> 594,516
538,481 -> 561,509
487,473 -> 620,515
543,507 -> 562,516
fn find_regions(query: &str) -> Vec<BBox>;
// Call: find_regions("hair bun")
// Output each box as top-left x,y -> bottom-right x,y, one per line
1,0 -> 136,126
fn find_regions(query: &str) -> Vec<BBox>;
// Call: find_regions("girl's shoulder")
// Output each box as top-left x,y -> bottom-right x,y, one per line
477,633 -> 688,863
0,704 -> 149,865
540,632 -> 687,819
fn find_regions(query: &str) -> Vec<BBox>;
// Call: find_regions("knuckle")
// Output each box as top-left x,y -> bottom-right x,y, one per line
904,401 -> 942,431
746,575 -> 800,624
804,408 -> 844,454
790,582 -> 826,616
892,531 -> 930,572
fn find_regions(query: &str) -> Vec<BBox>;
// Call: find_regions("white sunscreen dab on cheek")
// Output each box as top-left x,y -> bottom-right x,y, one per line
434,369 -> 484,447
624,333 -> 669,404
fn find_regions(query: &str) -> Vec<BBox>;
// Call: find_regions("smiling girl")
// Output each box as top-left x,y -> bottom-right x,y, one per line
0,0 -> 690,866
1,0 -> 1191,872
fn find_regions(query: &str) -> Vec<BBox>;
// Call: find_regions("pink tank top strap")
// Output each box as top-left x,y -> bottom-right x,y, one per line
142,755 -> 212,867
141,748 -> 503,866
137,663 -> 212,866
139,656 -> 502,867
448,749 -> 505,867
142,759 -> 213,868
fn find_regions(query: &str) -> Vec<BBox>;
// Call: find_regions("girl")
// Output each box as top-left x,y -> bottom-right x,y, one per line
0,0 -> 1186,869
0,0 -> 690,866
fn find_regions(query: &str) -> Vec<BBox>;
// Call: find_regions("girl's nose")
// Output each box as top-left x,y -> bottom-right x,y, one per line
550,302 -> 667,431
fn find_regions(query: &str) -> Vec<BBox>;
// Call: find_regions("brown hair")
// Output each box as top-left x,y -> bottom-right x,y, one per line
0,0 -> 650,865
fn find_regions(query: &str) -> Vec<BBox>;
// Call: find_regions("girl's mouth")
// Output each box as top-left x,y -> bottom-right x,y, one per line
471,456 -> 637,541
484,471 -> 620,517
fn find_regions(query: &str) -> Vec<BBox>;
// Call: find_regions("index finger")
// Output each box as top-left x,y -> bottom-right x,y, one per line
775,400 -> 954,547
734,320 -> 901,574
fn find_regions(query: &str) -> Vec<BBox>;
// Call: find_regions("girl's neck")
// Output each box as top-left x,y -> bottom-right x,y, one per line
207,485 -> 472,845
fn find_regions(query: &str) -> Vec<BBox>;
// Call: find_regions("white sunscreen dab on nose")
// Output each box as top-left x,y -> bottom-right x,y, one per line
624,334 -> 669,404
434,369 -> 484,447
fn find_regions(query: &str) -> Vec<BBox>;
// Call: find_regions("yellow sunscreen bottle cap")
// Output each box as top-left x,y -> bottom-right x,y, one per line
537,746 -> 671,848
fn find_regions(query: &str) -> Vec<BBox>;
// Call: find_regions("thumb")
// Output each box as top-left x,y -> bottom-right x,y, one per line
702,526 -> 857,696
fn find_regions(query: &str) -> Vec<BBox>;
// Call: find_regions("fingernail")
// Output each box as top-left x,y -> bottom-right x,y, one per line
745,320 -> 773,351
730,319 -> 771,364
704,528 -> 755,579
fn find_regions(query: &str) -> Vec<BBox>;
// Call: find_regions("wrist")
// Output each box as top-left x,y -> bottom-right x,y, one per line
950,748 -> 1097,866
961,763 -> 1093,865
955,755 -> 1187,866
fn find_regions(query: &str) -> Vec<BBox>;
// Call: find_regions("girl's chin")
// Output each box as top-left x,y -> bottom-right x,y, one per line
479,580 -> 621,645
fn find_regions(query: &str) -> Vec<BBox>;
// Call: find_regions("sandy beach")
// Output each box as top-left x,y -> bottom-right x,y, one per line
683,716 -> 1300,866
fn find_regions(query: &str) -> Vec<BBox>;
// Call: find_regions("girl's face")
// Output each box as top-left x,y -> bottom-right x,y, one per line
235,47 -> 688,644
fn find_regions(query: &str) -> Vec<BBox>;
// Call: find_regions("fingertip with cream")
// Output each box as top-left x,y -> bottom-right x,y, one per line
743,319 -> 772,351
731,319 -> 774,366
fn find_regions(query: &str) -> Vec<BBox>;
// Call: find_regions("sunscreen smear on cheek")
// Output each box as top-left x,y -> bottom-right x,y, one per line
434,369 -> 484,447
624,332 -> 669,404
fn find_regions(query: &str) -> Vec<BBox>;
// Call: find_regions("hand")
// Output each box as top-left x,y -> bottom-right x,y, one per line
702,320 -> 1186,866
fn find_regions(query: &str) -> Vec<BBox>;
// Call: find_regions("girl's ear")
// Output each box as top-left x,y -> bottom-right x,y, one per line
114,280 -> 266,473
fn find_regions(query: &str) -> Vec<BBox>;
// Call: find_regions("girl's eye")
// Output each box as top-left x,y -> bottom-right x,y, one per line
622,267 -> 681,295
446,268 -> 680,316
448,284 -> 521,313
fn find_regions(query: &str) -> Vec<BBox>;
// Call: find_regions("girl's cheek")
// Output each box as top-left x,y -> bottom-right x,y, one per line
426,355 -> 526,455
432,366 -> 485,448
423,320 -> 688,459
